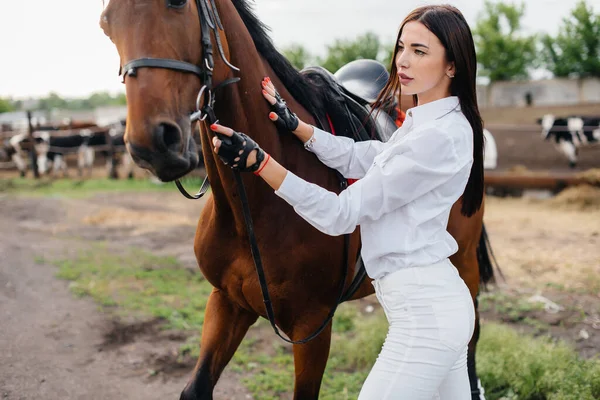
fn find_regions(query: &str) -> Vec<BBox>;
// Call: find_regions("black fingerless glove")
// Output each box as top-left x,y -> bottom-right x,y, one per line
217,131 -> 266,173
270,91 -> 299,132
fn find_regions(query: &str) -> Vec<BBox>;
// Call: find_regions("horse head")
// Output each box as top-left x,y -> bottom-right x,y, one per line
100,0 -> 236,181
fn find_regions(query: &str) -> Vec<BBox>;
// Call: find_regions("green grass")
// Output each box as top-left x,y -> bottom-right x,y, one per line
229,305 -> 600,400
236,313 -> 600,400
226,304 -> 383,400
478,323 -> 600,400
49,245 -> 600,399
0,175 -> 205,198
50,244 -> 213,330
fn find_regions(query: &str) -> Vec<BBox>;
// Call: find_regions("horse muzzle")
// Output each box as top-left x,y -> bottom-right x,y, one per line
128,120 -> 199,181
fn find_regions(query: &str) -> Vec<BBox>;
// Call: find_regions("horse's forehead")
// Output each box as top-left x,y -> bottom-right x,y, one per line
105,0 -> 156,20
107,0 -> 198,33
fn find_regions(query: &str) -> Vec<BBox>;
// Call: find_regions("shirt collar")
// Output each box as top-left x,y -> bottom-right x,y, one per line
405,96 -> 461,126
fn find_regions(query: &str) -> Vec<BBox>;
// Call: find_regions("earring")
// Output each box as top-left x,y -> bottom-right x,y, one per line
447,73 -> 455,78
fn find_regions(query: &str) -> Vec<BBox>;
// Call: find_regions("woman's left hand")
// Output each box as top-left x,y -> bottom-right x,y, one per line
211,123 -> 266,172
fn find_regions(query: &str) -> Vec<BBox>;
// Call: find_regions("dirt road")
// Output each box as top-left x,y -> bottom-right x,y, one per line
0,194 -> 251,400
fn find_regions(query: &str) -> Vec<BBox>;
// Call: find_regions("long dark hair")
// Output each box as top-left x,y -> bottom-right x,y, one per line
372,5 -> 484,217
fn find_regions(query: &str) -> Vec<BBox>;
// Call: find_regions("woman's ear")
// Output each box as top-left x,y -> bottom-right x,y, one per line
446,62 -> 456,79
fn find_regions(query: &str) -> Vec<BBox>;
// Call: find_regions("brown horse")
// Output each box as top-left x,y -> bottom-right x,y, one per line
100,1 -> 494,399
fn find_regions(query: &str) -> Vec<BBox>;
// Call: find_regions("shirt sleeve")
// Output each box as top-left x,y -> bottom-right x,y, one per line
276,126 -> 470,236
305,127 -> 389,179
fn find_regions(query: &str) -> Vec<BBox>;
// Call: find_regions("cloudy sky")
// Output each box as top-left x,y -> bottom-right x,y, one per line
0,0 -> 595,98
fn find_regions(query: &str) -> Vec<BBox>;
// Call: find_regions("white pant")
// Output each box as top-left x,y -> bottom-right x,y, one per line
358,259 -> 475,400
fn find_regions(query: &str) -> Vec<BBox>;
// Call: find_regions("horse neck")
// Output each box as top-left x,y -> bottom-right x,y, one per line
196,8 -> 284,231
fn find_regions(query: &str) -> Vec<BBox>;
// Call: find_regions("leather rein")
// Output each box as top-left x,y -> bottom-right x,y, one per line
119,0 -> 350,344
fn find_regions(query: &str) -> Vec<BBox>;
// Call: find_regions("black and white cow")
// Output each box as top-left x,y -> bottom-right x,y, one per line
537,114 -> 600,168
4,121 -> 136,179
6,133 -> 32,177
35,130 -> 94,177
4,128 -> 96,178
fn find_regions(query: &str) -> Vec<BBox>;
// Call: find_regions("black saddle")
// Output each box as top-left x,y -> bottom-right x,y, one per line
335,59 -> 389,104
300,60 -> 398,144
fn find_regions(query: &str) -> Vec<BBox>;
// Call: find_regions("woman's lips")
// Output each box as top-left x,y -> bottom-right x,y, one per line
398,72 -> 413,85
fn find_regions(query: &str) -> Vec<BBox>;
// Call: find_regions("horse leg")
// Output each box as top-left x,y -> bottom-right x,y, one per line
291,321 -> 332,400
180,289 -> 257,400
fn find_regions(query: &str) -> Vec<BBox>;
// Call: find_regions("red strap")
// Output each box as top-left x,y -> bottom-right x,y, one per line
326,114 -> 336,136
253,153 -> 271,176
395,107 -> 406,127
325,114 -> 356,186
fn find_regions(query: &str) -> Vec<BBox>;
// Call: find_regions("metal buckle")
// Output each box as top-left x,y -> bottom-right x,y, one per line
193,85 -> 213,121
204,58 -> 214,72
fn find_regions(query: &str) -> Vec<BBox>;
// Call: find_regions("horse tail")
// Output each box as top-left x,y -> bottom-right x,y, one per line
477,223 -> 503,288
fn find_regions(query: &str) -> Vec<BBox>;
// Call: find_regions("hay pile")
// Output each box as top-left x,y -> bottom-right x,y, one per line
83,208 -> 194,228
505,165 -> 551,176
507,165 -> 532,175
575,168 -> 600,185
545,184 -> 600,211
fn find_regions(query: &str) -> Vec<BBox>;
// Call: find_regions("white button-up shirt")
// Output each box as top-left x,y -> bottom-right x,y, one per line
275,96 -> 473,280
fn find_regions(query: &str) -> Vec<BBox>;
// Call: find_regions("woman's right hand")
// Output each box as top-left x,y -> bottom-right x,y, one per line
261,77 -> 300,132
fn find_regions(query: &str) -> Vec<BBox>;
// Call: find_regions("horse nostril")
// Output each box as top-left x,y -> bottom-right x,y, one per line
154,122 -> 182,152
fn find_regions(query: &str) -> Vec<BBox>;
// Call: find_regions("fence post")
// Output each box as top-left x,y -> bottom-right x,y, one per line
107,129 -> 118,179
27,111 -> 39,179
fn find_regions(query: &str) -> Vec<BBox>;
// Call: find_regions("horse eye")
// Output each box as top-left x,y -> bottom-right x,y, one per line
167,0 -> 187,8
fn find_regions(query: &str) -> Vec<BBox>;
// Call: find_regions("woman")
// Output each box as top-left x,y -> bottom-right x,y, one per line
211,4 -> 484,399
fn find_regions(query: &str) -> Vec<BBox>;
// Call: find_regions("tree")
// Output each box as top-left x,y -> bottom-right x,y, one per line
541,0 -> 600,78
0,98 -> 14,113
88,91 -> 126,108
473,1 -> 537,82
37,92 -> 68,111
32,91 -> 127,112
12,99 -> 23,111
282,44 -> 313,70
318,32 -> 382,73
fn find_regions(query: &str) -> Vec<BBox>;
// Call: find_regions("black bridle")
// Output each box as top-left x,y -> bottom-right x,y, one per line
120,0 -> 241,199
119,0 -> 350,345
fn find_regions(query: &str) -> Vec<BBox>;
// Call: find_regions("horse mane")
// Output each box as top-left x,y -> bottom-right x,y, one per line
230,0 -> 329,125
230,0 -> 381,139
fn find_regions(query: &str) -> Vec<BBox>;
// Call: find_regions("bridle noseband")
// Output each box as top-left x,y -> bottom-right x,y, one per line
118,0 -> 350,345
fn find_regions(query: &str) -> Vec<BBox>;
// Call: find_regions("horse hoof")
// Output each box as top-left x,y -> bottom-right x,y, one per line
179,384 -> 213,400
180,390 -> 211,400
